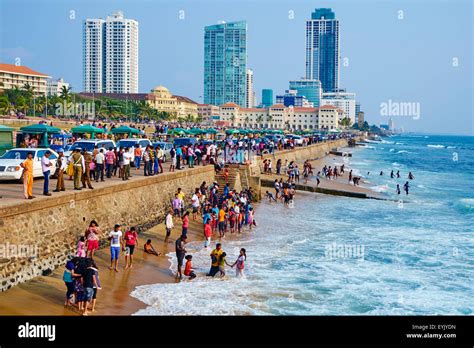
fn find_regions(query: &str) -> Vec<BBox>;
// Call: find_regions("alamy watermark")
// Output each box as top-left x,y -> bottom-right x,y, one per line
55,101 -> 95,117
380,99 -> 420,120
0,243 -> 39,258
325,242 -> 365,260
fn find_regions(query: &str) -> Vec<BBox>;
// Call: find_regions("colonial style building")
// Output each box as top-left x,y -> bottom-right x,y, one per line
146,85 -> 198,118
218,103 -> 342,130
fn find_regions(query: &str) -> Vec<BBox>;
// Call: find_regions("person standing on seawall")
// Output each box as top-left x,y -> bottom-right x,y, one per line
41,150 -> 53,196
20,151 -> 35,199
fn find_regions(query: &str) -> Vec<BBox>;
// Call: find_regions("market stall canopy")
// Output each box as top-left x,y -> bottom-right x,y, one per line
110,125 -> 140,134
20,124 -> 61,134
204,128 -> 218,134
188,128 -> 204,135
0,125 -> 14,132
71,125 -> 105,134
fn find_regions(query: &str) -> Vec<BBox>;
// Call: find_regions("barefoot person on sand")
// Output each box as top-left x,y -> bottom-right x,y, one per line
108,224 -> 123,272
175,234 -> 187,280
124,227 -> 138,269
165,208 -> 174,243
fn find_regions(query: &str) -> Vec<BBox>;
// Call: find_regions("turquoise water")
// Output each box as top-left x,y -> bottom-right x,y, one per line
131,135 -> 474,315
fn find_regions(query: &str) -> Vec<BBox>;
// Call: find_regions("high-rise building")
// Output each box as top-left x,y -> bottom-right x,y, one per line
83,11 -> 139,93
261,89 -> 273,107
305,8 -> 340,92
321,90 -> 356,124
83,18 -> 105,93
289,79 -> 322,107
246,68 -> 254,108
204,21 -> 247,107
357,111 -> 365,129
355,102 -> 361,115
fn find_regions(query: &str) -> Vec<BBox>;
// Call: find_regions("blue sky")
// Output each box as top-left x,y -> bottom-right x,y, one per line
0,0 -> 472,135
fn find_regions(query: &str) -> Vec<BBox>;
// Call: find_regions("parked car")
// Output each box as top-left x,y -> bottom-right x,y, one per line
152,141 -> 173,162
65,139 -> 116,157
0,148 -> 58,182
116,138 -> 152,165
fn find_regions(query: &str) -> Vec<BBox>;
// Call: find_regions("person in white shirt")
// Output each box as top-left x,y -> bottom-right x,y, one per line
95,149 -> 105,182
165,208 -> 174,243
122,148 -> 132,181
191,188 -> 200,220
108,224 -> 123,272
41,151 -> 53,196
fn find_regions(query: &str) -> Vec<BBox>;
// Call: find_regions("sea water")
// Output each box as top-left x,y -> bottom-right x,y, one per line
131,134 -> 474,315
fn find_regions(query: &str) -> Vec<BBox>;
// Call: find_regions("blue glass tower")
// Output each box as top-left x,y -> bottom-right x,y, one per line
305,8 -> 340,92
261,89 -> 273,107
289,79 -> 322,107
204,21 -> 247,107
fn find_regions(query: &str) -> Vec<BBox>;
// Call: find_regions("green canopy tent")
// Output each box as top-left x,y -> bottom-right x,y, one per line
110,125 -> 140,138
225,129 -> 240,135
204,128 -> 218,134
18,124 -> 61,148
168,128 -> 187,136
0,125 -> 14,155
188,128 -> 204,135
71,125 -> 105,139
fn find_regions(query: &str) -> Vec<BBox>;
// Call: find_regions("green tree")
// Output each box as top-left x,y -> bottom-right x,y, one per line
256,115 -> 263,128
59,85 -> 72,102
16,95 -> 27,114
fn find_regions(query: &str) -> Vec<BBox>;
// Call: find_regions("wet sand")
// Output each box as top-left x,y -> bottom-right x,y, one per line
0,218 -> 207,315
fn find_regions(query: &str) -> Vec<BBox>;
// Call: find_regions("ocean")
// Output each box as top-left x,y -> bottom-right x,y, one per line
131,134 -> 474,315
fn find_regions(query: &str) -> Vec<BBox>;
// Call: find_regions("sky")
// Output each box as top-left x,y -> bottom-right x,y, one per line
0,0 -> 472,135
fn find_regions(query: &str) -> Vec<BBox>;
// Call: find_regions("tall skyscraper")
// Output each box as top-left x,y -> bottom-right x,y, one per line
305,8 -> 340,92
246,69 -> 254,108
261,89 -> 273,107
204,21 -> 247,107
83,11 -> 139,93
289,79 -> 322,107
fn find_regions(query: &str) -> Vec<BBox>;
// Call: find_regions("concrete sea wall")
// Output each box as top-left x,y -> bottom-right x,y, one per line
259,139 -> 349,172
0,166 -> 215,291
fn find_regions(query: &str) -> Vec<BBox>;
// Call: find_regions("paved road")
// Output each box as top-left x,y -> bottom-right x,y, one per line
0,161 -> 195,208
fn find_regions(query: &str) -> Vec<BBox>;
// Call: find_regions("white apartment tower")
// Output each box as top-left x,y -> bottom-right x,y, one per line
83,11 -> 139,93
246,68 -> 254,108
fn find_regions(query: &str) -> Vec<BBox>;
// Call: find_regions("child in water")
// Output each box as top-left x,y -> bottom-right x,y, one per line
218,252 -> 233,277
184,255 -> 196,279
231,248 -> 247,277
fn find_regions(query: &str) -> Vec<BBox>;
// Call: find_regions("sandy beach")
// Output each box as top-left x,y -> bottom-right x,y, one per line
0,217 -> 209,315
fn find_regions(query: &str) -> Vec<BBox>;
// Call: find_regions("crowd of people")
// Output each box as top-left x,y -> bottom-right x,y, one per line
61,178 -> 256,314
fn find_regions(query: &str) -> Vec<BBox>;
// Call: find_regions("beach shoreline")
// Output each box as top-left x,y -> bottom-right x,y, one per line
0,147 -> 366,316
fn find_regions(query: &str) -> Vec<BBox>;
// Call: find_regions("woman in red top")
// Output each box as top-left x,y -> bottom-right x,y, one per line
181,211 -> 190,238
124,227 -> 138,269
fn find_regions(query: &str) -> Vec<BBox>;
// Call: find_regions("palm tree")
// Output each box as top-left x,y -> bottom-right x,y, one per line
244,116 -> 250,127
0,95 -> 12,115
59,85 -> 72,102
256,115 -> 263,128
16,95 -> 28,115
340,117 -> 351,129
267,115 -> 273,128
185,114 -> 195,123
230,114 -> 236,127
